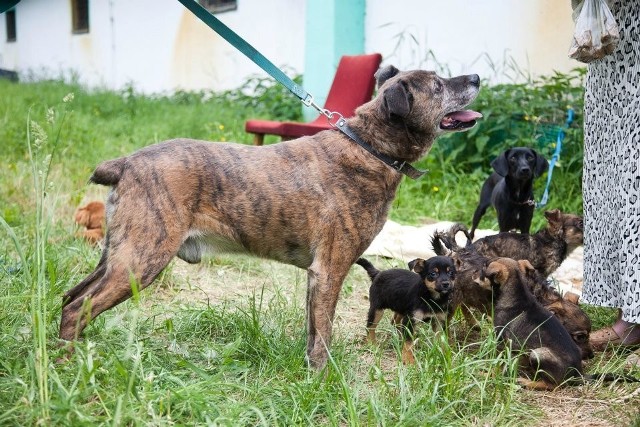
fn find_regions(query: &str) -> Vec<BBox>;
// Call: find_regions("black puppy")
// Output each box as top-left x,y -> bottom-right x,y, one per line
470,147 -> 549,239
356,256 -> 456,364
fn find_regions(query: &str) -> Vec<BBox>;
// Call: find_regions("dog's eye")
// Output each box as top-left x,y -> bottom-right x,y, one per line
448,271 -> 455,278
526,154 -> 534,162
428,272 -> 437,280
572,332 -> 588,343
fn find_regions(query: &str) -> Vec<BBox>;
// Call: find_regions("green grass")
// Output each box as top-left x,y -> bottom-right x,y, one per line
1,78 -> 638,426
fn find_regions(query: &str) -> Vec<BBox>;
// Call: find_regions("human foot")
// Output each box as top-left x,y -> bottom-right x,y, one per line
612,319 -> 640,345
590,319 -> 640,351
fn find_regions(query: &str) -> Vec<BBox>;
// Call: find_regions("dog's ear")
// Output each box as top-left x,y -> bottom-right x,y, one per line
408,258 -> 426,274
534,152 -> 549,177
485,261 -> 508,285
544,209 -> 562,223
517,259 -> 535,275
374,65 -> 400,88
380,80 -> 412,120
564,292 -> 580,304
490,150 -> 510,177
545,301 -> 565,316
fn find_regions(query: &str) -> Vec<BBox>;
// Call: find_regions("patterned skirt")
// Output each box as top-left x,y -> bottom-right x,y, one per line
581,0 -> 640,322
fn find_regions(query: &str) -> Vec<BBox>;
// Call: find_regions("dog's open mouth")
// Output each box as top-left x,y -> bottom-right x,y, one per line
440,110 -> 483,130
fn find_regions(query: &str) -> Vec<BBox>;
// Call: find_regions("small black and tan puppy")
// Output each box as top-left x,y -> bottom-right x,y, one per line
356,256 -> 456,363
470,147 -> 549,239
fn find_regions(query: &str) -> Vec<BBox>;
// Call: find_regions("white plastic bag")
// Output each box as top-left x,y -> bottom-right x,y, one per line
568,0 -> 619,63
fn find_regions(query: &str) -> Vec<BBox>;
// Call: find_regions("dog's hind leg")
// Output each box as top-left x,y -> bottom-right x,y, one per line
60,203 -> 188,341
366,308 -> 384,343
470,179 -> 495,238
59,244 -> 179,341
470,201 -> 491,239
62,248 -> 108,307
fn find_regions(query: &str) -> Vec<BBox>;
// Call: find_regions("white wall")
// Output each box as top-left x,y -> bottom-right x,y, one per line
365,0 -> 579,83
0,0 -> 581,93
0,0 -> 306,93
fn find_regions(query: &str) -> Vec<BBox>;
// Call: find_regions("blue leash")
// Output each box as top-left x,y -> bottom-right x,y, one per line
537,108 -> 574,208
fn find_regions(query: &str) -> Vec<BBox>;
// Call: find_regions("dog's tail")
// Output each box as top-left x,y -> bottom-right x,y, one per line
355,258 -> 380,281
431,230 -> 453,256
450,223 -> 473,247
432,223 -> 473,256
90,157 -> 126,186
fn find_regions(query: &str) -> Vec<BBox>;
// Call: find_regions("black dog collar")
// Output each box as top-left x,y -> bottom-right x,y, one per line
335,119 -> 426,180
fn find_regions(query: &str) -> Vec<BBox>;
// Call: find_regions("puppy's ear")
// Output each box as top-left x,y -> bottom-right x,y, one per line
408,258 -> 426,274
380,80 -> 412,119
490,150 -> 510,177
454,257 -> 463,269
517,259 -> 535,275
485,261 -> 508,285
544,209 -> 562,223
564,292 -> 580,304
545,301 -> 565,316
374,65 -> 400,88
534,152 -> 549,177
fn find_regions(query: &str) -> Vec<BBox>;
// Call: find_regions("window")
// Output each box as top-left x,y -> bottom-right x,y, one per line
71,0 -> 89,33
200,0 -> 237,14
6,9 -> 16,42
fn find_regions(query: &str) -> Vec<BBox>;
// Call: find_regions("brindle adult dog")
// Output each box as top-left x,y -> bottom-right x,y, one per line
59,66 -> 481,368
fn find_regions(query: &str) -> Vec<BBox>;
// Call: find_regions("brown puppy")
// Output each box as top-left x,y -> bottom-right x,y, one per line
74,201 -> 105,244
357,256 -> 456,364
486,258 -> 583,390
471,209 -> 584,277
59,66 -> 481,368
430,224 -> 593,360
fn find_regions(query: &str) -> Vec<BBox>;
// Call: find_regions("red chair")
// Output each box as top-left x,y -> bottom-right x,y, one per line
245,53 -> 383,145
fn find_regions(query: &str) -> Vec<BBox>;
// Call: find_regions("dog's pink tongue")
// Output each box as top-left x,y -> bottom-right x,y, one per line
446,110 -> 483,122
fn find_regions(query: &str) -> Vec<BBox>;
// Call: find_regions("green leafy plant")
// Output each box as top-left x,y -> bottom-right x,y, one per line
391,68 -> 587,227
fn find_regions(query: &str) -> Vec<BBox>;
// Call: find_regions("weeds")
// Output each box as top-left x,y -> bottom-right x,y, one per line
0,74 -> 636,425
392,68 -> 586,226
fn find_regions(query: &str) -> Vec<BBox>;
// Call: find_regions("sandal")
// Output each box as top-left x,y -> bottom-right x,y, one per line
590,326 -> 640,351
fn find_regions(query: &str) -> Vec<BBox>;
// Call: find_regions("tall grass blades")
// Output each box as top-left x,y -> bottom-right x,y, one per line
0,94 -> 71,423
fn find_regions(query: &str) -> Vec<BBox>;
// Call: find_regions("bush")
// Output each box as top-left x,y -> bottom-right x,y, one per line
391,68 -> 586,227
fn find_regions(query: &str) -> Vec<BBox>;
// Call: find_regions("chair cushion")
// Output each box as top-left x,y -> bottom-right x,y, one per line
245,119 -> 332,139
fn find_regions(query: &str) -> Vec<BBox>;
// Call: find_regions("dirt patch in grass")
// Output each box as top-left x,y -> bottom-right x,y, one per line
157,243 -> 639,427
